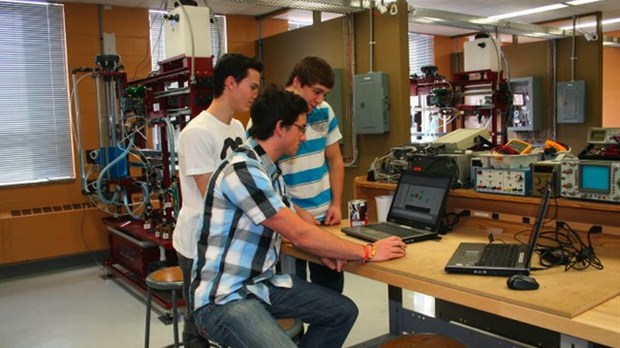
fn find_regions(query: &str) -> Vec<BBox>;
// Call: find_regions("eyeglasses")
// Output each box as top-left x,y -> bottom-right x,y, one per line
291,123 -> 307,134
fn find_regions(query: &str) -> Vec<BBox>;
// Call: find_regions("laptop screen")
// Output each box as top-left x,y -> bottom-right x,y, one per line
387,171 -> 452,230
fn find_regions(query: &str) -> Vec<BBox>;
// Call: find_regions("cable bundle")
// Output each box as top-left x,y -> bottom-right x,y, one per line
536,222 -> 604,271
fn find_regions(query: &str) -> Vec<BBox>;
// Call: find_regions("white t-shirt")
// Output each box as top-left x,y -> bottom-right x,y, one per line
172,111 -> 246,258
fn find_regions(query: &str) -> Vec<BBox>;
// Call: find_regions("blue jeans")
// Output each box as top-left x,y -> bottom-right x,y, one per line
192,276 -> 358,348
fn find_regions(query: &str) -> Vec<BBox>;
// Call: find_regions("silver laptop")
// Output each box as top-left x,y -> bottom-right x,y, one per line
444,187 -> 551,276
342,171 -> 452,244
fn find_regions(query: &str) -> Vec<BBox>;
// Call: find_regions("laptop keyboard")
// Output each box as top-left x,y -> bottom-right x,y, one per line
367,223 -> 426,237
477,244 -> 520,267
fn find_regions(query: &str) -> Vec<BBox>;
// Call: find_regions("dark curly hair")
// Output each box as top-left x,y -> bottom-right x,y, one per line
248,84 -> 309,140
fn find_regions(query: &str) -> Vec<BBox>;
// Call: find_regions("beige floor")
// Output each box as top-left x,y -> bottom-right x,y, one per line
0,263 -> 389,348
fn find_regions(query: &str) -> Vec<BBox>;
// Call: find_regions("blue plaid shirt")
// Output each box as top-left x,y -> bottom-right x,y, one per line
191,138 -> 293,310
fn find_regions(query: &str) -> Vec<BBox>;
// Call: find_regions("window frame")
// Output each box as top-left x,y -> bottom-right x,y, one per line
0,1 -> 74,187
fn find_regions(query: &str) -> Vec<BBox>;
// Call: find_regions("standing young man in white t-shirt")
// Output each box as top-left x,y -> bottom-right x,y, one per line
172,53 -> 263,347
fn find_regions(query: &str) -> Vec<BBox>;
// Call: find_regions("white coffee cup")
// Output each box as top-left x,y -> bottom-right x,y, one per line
375,195 -> 394,223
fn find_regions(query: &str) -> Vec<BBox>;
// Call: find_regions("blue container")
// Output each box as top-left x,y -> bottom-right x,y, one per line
99,147 -> 128,179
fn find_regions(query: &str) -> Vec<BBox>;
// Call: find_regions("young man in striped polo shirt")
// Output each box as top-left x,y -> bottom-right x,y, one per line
281,56 -> 346,293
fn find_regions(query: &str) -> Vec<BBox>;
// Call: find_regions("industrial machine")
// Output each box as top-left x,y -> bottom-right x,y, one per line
560,127 -> 620,203
369,128 -> 492,187
71,5 -> 216,299
472,142 -> 542,196
531,161 -> 561,197
72,51 -> 214,306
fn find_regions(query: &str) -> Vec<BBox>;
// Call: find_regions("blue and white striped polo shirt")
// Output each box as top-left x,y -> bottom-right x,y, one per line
279,101 -> 342,220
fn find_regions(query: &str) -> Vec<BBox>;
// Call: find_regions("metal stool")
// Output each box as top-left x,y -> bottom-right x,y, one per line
381,333 -> 466,348
145,266 -> 183,348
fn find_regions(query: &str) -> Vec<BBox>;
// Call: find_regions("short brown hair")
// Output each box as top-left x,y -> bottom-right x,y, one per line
285,56 -> 334,89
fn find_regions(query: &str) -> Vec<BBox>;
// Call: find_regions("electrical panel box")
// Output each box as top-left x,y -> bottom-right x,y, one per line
508,77 -> 541,131
464,37 -> 501,72
354,72 -> 390,134
557,80 -> 586,124
164,5 -> 212,59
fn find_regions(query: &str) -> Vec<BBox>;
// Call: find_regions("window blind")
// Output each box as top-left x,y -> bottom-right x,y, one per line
149,11 -> 166,72
0,1 -> 73,187
408,32 -> 434,77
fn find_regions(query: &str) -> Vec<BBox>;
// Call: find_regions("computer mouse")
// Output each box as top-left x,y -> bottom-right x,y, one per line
507,274 -> 539,290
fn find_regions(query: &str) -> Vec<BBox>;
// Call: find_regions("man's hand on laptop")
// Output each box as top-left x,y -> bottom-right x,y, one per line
369,237 -> 407,262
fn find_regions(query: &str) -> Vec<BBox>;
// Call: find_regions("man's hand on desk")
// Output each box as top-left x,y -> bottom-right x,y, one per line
321,257 -> 347,272
323,204 -> 342,226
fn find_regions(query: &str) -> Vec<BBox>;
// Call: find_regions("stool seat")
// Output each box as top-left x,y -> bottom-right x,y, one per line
276,318 -> 303,342
145,266 -> 184,348
146,266 -> 183,291
381,333 -> 466,348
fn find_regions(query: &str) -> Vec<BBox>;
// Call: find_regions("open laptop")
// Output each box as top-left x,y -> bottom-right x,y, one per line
342,171 -> 452,244
444,187 -> 551,276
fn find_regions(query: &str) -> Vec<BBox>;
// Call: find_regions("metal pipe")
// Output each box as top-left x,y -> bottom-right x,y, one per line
98,5 -> 104,54
344,13 -> 358,167
369,1 -> 375,73
551,40 -> 557,139
95,75 -> 106,149
72,72 -> 88,192
106,79 -> 118,147
571,16 -> 576,81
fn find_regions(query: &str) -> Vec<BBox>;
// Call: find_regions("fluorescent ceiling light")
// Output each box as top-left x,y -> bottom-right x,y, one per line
560,17 -> 620,30
490,4 -> 568,20
566,0 -> 603,5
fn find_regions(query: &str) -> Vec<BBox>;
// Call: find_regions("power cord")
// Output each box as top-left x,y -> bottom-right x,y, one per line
440,210 -> 469,234
535,222 -> 603,271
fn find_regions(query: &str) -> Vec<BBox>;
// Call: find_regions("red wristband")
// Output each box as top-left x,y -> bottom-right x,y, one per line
362,244 -> 375,265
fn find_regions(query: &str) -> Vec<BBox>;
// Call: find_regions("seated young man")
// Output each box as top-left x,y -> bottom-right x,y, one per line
190,85 -> 407,348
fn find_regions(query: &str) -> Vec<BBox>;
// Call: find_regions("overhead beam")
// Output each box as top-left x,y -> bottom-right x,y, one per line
409,7 -> 568,39
219,0 -> 370,14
